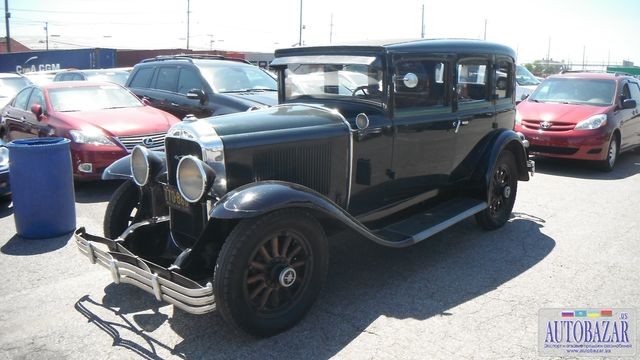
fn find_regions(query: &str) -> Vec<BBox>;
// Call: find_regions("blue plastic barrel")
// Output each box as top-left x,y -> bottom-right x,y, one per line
8,138 -> 76,239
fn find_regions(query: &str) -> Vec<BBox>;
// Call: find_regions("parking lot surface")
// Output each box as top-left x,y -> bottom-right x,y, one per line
0,150 -> 639,359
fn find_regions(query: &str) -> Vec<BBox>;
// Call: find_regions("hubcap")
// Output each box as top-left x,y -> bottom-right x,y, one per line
489,164 -> 512,218
278,267 -> 296,287
608,140 -> 617,167
503,185 -> 511,199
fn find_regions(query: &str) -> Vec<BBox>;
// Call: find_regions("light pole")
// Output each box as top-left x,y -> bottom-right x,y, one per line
186,0 -> 190,50
421,4 -> 425,38
4,0 -> 11,52
298,0 -> 303,46
44,22 -> 48,50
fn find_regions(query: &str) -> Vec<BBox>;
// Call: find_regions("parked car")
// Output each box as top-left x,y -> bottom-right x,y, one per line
0,81 -> 180,180
0,140 -> 9,199
125,54 -> 278,119
75,39 -> 534,336
0,73 -> 32,108
53,69 -> 130,86
515,72 -> 640,171
22,70 -> 64,85
515,65 -> 541,102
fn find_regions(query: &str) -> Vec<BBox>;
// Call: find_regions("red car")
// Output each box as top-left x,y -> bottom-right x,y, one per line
515,73 -> 640,171
0,81 -> 179,180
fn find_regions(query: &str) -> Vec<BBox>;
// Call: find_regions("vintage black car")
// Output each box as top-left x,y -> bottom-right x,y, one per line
75,39 -> 534,336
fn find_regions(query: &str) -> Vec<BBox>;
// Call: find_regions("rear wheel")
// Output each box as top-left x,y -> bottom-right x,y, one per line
213,209 -> 328,337
103,180 -> 142,239
475,151 -> 518,230
597,135 -> 618,172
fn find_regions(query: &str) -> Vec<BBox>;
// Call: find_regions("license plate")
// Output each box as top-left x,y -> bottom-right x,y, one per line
164,185 -> 191,213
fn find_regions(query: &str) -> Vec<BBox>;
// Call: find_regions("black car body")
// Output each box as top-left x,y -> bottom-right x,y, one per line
124,55 -> 278,120
75,39 -> 534,336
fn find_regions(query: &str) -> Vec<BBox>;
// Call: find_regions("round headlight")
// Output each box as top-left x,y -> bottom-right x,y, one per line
131,146 -> 150,186
177,156 -> 215,203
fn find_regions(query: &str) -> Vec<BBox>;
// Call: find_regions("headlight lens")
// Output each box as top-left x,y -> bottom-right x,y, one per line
131,146 -> 150,186
0,147 -> 8,167
515,110 -> 522,125
575,114 -> 607,130
69,129 -> 116,146
177,156 -> 215,203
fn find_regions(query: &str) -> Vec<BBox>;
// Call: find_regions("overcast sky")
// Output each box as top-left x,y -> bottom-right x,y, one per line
4,0 -> 640,66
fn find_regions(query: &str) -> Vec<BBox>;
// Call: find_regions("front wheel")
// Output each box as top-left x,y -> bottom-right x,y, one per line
103,180 -> 143,239
475,151 -> 518,230
213,209 -> 328,337
597,135 -> 618,172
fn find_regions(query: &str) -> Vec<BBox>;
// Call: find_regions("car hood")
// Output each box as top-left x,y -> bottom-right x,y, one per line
54,106 -> 179,136
517,101 -> 611,124
219,91 -> 278,107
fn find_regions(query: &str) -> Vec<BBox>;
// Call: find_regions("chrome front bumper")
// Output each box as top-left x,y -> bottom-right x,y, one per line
527,159 -> 535,177
75,223 -> 215,315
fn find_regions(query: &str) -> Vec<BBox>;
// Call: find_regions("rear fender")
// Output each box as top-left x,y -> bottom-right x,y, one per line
471,129 -> 529,198
101,151 -> 167,182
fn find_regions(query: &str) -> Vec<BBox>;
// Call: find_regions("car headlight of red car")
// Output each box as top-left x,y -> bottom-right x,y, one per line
69,129 -> 116,146
515,110 -> 523,125
574,114 -> 607,130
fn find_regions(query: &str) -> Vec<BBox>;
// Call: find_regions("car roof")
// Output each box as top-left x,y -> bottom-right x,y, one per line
548,72 -> 632,81
39,81 -> 125,90
63,69 -> 130,74
275,38 -> 516,58
0,72 -> 27,79
136,55 -> 252,67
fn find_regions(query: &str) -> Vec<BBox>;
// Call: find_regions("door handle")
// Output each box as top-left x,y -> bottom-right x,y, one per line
453,119 -> 469,134
171,103 -> 180,107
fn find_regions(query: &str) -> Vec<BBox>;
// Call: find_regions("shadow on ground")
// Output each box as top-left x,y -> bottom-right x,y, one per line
75,213 -> 554,359
1,232 -> 73,255
74,180 -> 123,204
533,148 -> 640,180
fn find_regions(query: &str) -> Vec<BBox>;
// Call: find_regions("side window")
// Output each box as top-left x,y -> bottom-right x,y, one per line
495,59 -> 514,99
154,67 -> 179,92
128,67 -> 155,88
177,67 -> 203,95
457,59 -> 489,102
13,88 -> 32,110
628,82 -> 640,102
72,74 -> 84,81
621,83 -> 632,101
27,88 -> 45,110
393,59 -> 448,110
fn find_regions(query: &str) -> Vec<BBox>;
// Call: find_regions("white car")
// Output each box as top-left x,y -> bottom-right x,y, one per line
0,73 -> 32,108
515,65 -> 540,102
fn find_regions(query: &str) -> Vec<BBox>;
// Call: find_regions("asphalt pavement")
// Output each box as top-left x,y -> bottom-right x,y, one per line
0,150 -> 639,359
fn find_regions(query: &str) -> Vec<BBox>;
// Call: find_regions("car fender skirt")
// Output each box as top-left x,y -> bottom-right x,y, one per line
210,180 -> 414,248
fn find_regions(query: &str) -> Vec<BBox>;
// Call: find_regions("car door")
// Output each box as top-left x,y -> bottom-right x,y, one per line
151,66 -> 183,117
177,66 -> 213,118
624,81 -> 640,148
387,56 -> 457,205
24,87 -> 52,138
451,56 -> 496,179
618,81 -> 637,151
2,87 -> 33,140
127,66 -> 162,108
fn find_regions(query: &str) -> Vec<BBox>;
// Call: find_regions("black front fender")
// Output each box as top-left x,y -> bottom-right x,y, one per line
102,151 -> 168,181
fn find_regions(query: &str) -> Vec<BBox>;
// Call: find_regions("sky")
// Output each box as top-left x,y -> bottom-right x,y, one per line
3,0 -> 640,66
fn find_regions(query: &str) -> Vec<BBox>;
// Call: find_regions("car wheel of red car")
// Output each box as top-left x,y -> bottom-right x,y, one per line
103,180 -> 143,239
213,209 -> 328,337
476,150 -> 518,230
597,135 -> 618,172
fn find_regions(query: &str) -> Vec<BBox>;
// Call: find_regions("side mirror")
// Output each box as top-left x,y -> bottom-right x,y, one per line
141,97 -> 151,106
187,89 -> 207,104
30,104 -> 43,120
622,99 -> 637,109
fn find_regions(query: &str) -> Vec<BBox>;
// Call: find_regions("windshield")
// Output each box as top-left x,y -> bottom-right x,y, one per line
0,77 -> 31,94
198,64 -> 277,93
86,72 -> 129,86
529,78 -> 617,106
49,84 -> 143,112
516,65 -> 540,86
283,61 -> 384,104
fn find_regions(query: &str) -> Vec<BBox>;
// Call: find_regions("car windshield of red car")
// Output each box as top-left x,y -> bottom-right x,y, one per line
49,85 -> 142,112
529,78 -> 616,106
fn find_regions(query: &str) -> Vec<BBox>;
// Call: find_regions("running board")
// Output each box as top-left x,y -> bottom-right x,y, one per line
372,198 -> 487,247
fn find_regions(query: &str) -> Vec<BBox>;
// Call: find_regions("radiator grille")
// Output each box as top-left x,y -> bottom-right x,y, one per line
116,132 -> 167,152
253,144 -> 332,195
522,120 -> 574,131
529,145 -> 578,155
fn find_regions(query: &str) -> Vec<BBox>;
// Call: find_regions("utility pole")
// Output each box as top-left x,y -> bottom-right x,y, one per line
546,36 -> 551,69
4,0 -> 10,52
421,4 -> 425,38
298,0 -> 303,46
483,19 -> 487,40
329,13 -> 333,44
582,45 -> 586,70
186,0 -> 190,50
44,22 -> 48,50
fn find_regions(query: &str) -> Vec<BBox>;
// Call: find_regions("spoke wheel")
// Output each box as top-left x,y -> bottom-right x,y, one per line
103,180 -> 143,239
214,209 -> 328,337
476,151 -> 518,230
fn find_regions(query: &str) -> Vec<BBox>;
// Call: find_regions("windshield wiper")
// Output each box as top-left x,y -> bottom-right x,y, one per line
222,88 -> 277,93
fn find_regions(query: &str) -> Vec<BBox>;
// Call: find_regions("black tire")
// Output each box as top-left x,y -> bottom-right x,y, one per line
597,135 -> 618,172
103,180 -> 142,239
475,151 -> 518,230
213,209 -> 329,337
